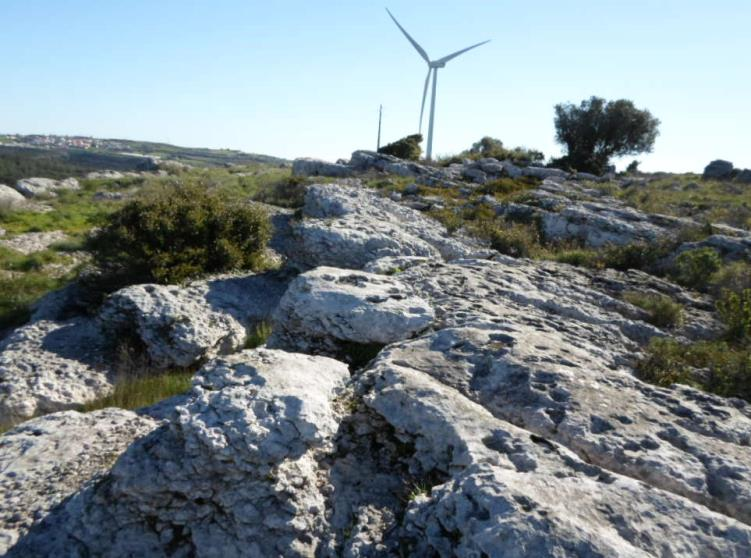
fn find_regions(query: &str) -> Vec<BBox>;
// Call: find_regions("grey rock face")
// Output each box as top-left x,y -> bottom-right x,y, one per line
286,182 -> 492,269
0,319 -> 112,428
8,349 -> 349,557
269,267 -> 434,354
703,159 -> 734,179
0,409 -> 157,554
14,177 -> 80,198
362,352 -> 751,557
0,230 -> 68,255
292,158 -> 354,178
0,185 -> 26,210
99,272 -> 291,368
674,233 -> 751,262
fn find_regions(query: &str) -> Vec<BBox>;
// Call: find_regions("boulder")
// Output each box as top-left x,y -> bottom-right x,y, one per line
0,409 -> 157,554
362,344 -> 751,556
0,319 -> 112,428
520,166 -> 568,180
0,185 -> 26,210
292,158 -> 353,178
285,182 -> 492,269
8,349 -> 349,557
269,267 -> 434,355
14,177 -> 79,198
703,160 -> 734,179
99,272 -> 291,368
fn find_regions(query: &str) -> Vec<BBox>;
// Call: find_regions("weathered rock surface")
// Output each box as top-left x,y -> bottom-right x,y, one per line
0,185 -> 26,210
99,271 -> 291,368
3,177 -> 751,555
0,230 -> 68,255
0,409 -> 157,554
269,267 -> 434,354
8,349 -> 349,557
14,177 -> 79,198
292,158 -> 353,178
286,182 -> 492,269
0,319 -> 112,428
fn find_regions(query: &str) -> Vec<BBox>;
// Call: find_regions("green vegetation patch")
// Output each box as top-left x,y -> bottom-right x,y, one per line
80,371 -> 194,413
87,181 -> 272,285
622,292 -> 684,329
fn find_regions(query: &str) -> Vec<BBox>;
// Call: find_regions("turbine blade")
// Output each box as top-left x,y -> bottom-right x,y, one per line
419,67 -> 431,133
386,8 -> 430,63
434,40 -> 490,65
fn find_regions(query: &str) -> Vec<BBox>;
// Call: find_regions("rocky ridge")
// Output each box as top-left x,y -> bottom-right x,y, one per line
1,174 -> 750,555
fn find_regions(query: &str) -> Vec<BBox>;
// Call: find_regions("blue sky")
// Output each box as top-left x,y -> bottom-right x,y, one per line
1,0 -> 749,171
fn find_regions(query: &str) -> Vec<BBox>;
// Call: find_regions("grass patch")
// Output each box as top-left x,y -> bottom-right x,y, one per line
591,174 -> 751,230
80,371 -> 194,413
623,292 -> 684,329
244,321 -> 273,349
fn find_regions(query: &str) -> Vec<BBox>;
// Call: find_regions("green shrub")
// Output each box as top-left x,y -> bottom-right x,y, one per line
253,176 -> 307,208
0,273 -> 66,331
637,338 -> 751,402
599,242 -> 666,272
378,134 -> 423,161
672,247 -> 722,290
623,292 -> 684,329
717,289 -> 751,343
478,177 -> 539,200
553,249 -> 601,268
482,222 -> 541,258
439,136 -> 544,167
710,261 -> 751,297
87,182 -> 271,286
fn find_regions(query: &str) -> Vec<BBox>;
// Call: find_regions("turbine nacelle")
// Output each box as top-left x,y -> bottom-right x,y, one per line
386,8 -> 489,159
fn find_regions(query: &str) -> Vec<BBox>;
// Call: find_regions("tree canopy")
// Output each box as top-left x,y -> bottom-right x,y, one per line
553,97 -> 660,174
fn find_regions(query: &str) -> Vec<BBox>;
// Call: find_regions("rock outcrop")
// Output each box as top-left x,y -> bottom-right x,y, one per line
0,409 -> 157,553
3,179 -> 751,556
269,266 -> 434,355
99,272 -> 291,368
14,177 -> 80,198
0,185 -> 26,210
285,181 -> 492,269
0,319 -> 112,427
9,349 -> 349,557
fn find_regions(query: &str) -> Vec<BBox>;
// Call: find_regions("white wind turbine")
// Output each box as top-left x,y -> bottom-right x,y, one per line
386,8 -> 489,160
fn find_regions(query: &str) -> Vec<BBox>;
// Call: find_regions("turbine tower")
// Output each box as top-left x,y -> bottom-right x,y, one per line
386,8 -> 489,160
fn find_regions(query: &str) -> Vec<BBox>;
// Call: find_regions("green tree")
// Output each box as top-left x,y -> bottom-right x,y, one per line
553,97 -> 660,174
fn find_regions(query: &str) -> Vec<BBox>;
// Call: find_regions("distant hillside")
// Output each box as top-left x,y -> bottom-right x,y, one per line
0,135 -> 288,184
104,138 -> 287,167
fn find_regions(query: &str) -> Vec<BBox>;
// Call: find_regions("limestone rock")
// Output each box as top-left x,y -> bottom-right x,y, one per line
0,185 -> 26,210
292,158 -> 353,178
8,349 -> 349,557
286,182 -> 492,269
269,267 -> 434,355
361,354 -> 751,557
0,230 -> 68,255
0,409 -> 157,554
99,272 -> 290,368
0,319 -> 112,428
14,177 -> 79,198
